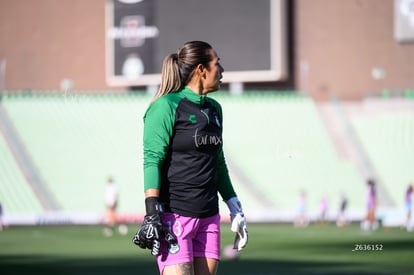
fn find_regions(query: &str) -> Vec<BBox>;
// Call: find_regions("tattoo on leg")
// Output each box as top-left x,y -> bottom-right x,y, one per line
178,262 -> 194,275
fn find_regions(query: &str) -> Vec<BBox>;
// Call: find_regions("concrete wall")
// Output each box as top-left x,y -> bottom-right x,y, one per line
0,0 -> 109,91
295,0 -> 414,100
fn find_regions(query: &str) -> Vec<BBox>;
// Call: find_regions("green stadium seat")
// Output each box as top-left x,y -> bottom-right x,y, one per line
0,129 -> 43,214
2,92 -> 368,222
351,111 -> 414,209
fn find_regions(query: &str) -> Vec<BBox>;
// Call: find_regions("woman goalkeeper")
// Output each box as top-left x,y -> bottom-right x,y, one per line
132,41 -> 248,275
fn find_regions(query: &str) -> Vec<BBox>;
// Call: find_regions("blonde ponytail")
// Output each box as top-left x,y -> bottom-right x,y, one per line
153,53 -> 182,101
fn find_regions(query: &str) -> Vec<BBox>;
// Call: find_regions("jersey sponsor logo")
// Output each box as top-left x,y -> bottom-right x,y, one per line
193,128 -> 222,148
188,114 -> 197,124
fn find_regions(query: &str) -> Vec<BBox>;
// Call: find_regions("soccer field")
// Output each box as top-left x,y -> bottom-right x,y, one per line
0,223 -> 413,275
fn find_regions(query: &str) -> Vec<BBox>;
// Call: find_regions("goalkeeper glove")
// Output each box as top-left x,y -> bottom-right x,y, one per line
226,197 -> 248,251
132,197 -> 177,256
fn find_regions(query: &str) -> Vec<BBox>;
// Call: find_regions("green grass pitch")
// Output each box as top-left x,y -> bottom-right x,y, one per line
0,223 -> 413,274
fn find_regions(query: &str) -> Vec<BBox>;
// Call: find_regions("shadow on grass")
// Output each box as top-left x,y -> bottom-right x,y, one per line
0,255 -> 158,275
219,259 -> 414,275
1,255 -> 412,275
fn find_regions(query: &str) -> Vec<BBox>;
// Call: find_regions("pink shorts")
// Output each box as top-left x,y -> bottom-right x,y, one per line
157,213 -> 221,274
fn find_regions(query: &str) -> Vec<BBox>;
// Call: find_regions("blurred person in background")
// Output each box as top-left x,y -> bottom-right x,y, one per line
318,195 -> 329,225
336,193 -> 348,227
361,179 -> 378,231
0,201 -> 3,231
132,41 -> 248,275
294,190 -> 308,227
103,177 -> 118,236
404,183 -> 413,231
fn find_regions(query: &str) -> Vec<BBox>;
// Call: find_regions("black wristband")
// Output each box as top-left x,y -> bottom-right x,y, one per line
145,197 -> 160,215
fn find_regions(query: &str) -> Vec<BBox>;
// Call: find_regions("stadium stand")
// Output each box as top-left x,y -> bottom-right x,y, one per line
348,98 -> 414,210
0,122 -> 43,214
0,91 -> 376,223
1,93 -> 149,218
212,92 -> 365,221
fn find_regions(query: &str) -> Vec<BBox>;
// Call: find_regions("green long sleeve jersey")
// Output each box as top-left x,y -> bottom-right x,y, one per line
143,87 -> 236,218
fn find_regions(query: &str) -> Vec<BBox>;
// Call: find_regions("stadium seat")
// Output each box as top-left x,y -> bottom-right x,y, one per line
2,91 -> 369,222
350,106 -> 414,209
0,127 -> 43,214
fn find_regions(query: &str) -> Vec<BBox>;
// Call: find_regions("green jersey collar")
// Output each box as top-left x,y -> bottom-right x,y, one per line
182,87 -> 206,105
